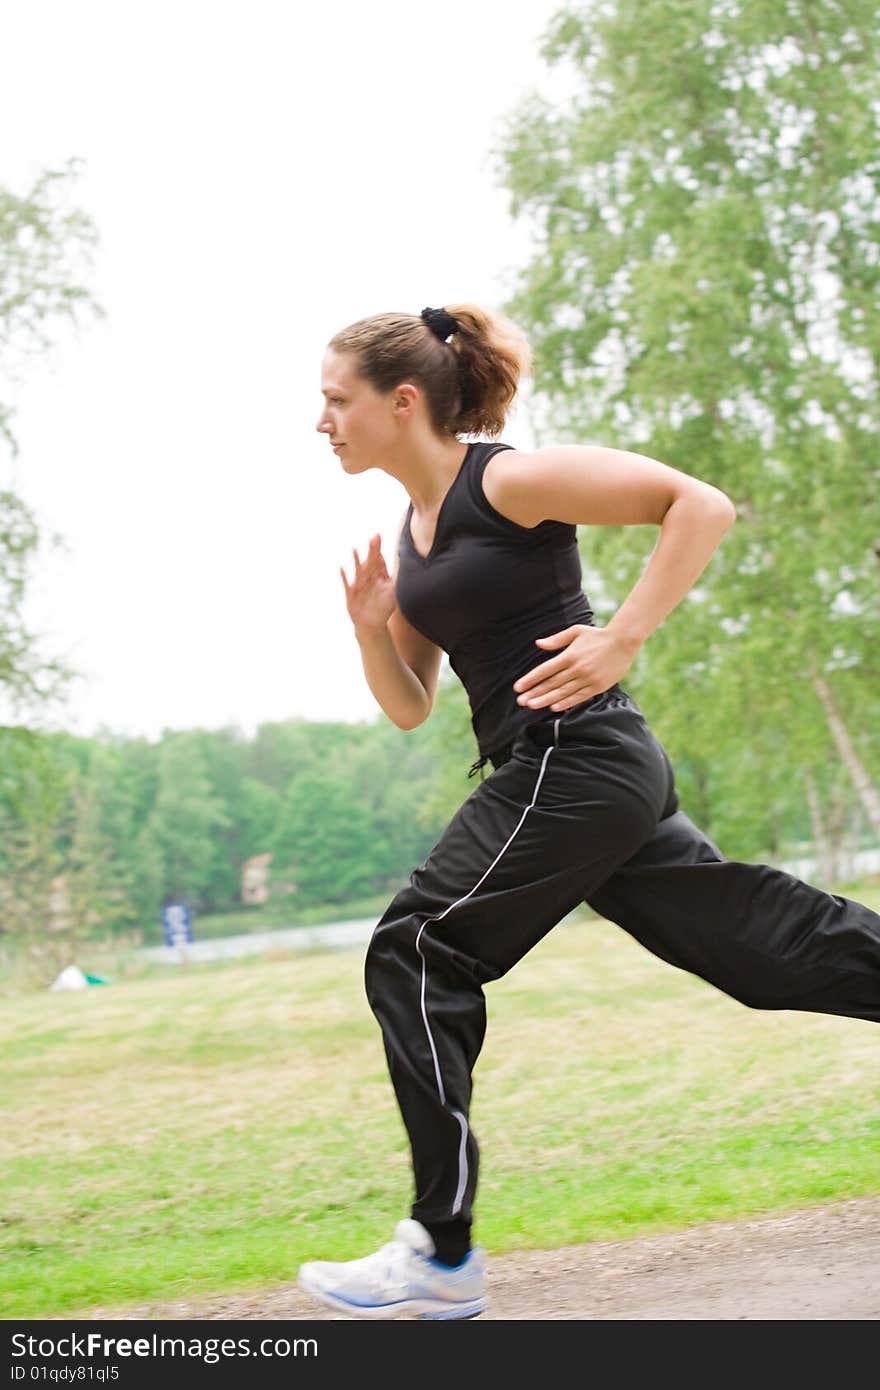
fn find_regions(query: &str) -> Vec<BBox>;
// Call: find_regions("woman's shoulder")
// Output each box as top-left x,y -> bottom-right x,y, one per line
479,445 -> 545,531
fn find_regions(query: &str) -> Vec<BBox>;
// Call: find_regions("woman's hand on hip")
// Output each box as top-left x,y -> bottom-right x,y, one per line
340,534 -> 397,637
512,624 -> 641,711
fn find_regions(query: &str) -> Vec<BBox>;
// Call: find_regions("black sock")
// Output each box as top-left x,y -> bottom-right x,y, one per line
423,1218 -> 471,1267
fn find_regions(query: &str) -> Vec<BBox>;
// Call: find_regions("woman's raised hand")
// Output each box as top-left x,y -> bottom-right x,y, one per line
340,533 -> 397,637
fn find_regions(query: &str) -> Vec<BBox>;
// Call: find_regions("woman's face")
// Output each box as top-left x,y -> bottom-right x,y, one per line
316,348 -> 399,473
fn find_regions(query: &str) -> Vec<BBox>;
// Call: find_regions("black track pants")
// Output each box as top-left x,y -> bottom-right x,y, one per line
364,691 -> 880,1243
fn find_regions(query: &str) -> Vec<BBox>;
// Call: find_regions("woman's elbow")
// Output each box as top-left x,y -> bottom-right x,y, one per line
394,714 -> 423,732
394,699 -> 433,732
703,486 -> 737,527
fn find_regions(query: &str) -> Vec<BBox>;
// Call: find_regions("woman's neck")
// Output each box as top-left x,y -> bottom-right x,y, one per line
399,437 -> 470,515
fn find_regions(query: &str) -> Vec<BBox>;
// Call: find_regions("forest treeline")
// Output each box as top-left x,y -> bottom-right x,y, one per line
1,655 -> 876,971
0,713 -> 451,958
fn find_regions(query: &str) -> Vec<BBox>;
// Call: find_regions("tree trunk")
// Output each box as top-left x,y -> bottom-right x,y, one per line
811,671 -> 880,838
827,768 -> 848,883
843,801 -> 865,885
804,770 -> 833,886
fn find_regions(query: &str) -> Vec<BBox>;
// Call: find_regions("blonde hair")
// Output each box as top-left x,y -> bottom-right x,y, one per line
328,303 -> 531,438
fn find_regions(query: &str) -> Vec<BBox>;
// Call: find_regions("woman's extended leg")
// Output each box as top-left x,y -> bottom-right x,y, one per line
586,764 -> 880,1024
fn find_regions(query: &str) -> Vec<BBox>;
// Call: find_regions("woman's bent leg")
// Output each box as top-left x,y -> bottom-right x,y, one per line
365,700 -> 673,1255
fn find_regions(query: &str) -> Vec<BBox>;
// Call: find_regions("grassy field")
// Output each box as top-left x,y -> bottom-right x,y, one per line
3,884 -> 879,1319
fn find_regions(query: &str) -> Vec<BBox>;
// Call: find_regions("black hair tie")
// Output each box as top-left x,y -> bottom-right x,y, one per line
421,306 -> 459,342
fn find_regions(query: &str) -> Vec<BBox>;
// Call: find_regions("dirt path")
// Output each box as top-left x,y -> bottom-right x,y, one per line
97,1197 -> 880,1321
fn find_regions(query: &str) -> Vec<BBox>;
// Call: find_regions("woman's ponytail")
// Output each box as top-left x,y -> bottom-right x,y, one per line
444,303 -> 531,438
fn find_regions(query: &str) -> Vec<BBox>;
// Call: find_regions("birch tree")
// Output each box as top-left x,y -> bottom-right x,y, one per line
498,0 -> 880,854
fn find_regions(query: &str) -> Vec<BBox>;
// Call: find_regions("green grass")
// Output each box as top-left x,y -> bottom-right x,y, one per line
2,884 -> 879,1319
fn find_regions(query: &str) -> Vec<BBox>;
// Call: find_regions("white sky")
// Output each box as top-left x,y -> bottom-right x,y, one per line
3,0 -> 564,740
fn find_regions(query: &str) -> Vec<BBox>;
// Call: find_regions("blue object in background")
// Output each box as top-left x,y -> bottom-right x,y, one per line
162,902 -> 194,947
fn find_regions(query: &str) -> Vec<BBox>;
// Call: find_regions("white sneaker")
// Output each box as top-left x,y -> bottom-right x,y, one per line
297,1218 -> 487,1319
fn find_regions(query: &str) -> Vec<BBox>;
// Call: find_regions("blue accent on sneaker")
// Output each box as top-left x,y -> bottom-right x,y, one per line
428,1252 -> 472,1272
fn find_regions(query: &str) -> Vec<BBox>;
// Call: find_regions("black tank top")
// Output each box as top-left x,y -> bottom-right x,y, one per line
395,440 -> 619,761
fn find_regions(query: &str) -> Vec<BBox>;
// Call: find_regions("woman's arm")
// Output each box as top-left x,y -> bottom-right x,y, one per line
341,516 -> 443,731
484,445 -> 737,710
383,513 -> 444,724
484,443 -> 733,527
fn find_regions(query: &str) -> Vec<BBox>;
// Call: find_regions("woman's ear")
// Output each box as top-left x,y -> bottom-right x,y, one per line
392,382 -> 420,418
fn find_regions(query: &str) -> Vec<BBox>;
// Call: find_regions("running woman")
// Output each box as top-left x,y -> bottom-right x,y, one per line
297,303 -> 880,1320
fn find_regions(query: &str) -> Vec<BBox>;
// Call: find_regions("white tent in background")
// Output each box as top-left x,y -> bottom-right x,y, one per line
49,964 -> 89,991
